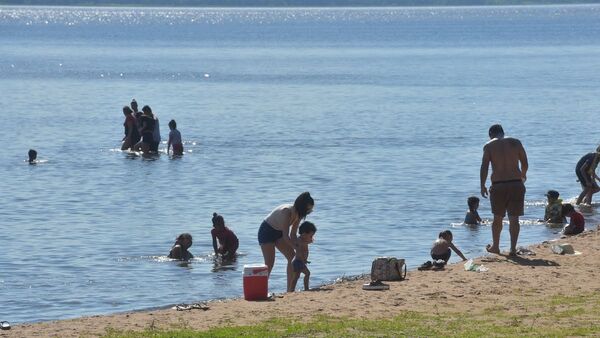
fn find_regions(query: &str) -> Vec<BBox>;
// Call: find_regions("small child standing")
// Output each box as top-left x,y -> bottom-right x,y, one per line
544,190 -> 566,224
431,230 -> 467,265
167,119 -> 184,156
168,233 -> 194,260
561,204 -> 585,235
290,221 -> 316,292
464,196 -> 482,225
211,213 -> 239,258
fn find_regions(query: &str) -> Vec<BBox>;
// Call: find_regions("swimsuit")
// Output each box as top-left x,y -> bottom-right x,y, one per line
258,221 -> 283,245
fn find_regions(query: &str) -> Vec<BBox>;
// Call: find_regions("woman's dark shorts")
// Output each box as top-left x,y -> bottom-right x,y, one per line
258,221 -> 283,245
431,249 -> 451,262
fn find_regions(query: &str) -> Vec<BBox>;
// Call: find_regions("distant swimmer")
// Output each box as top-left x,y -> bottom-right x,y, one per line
480,124 -> 528,256
167,119 -> 184,156
168,233 -> 194,261
28,149 -> 37,164
575,146 -> 600,205
211,213 -> 239,259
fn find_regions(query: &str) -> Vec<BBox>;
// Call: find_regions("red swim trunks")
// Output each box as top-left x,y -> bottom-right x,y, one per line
173,143 -> 184,155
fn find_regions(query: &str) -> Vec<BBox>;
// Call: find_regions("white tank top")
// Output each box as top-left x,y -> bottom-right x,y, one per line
264,204 -> 296,232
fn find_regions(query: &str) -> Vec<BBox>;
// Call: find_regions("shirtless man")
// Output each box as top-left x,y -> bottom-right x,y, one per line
480,124 -> 528,256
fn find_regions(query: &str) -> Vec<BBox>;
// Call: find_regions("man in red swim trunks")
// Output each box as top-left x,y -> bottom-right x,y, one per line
480,124 -> 528,256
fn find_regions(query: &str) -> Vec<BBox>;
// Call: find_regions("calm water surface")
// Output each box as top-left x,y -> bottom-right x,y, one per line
1,4 -> 600,323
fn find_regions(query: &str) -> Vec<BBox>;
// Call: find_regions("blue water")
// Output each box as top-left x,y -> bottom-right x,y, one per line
1,4 -> 600,324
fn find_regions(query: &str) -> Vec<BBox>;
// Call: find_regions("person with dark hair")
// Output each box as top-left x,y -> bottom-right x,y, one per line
258,192 -> 314,292
290,221 -> 316,292
28,149 -> 37,164
211,213 -> 239,258
464,196 -> 482,225
167,119 -> 183,156
150,110 -> 161,153
480,124 -> 528,256
131,99 -> 143,138
561,204 -> 585,236
420,230 -> 467,270
544,190 -> 565,224
133,105 -> 155,154
168,233 -> 193,261
121,106 -> 138,151
575,146 -> 600,205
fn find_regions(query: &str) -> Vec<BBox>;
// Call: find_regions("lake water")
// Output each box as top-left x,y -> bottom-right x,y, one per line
1,4 -> 600,324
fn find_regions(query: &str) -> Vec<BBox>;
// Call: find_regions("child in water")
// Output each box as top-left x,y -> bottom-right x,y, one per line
429,230 -> 467,267
464,196 -> 482,225
290,221 -> 316,292
168,233 -> 194,260
544,190 -> 566,224
167,119 -> 183,156
28,149 -> 37,164
211,213 -> 239,259
562,204 -> 585,236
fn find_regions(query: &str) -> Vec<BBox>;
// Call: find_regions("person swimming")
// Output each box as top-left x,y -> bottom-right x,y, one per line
28,149 -> 37,164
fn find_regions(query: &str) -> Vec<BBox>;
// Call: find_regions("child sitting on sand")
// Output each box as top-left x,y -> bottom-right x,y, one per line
290,221 -> 316,292
561,204 -> 585,235
168,233 -> 194,260
544,190 -> 566,224
464,196 -> 482,225
167,119 -> 183,156
28,149 -> 37,164
420,230 -> 467,270
211,213 -> 239,258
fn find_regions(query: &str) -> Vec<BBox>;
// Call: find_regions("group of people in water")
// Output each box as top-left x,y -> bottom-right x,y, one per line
120,99 -> 184,155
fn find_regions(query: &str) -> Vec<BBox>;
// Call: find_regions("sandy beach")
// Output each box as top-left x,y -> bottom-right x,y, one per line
4,227 -> 599,337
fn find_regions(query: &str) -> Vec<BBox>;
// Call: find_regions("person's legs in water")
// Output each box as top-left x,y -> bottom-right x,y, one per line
274,239 -> 295,292
486,214 -> 503,254
508,215 -> 520,255
576,187 -> 588,205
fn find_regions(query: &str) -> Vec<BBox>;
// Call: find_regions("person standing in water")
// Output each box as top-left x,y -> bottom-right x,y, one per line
575,146 -> 600,205
480,124 -> 528,256
120,106 -> 138,151
133,105 -> 155,154
258,192 -> 314,292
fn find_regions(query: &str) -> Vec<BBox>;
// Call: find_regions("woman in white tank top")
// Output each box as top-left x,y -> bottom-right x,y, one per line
258,192 -> 314,292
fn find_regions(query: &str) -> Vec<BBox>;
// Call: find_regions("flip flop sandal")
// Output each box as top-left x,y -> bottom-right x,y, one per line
362,280 -> 390,290
1,321 -> 10,330
418,261 -> 433,271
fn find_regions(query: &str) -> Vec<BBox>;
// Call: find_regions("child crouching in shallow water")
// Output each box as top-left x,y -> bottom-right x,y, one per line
464,196 -> 482,225
211,213 -> 239,259
168,233 -> 194,261
290,221 -> 316,292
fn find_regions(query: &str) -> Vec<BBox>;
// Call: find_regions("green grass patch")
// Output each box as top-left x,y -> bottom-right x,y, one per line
103,293 -> 600,338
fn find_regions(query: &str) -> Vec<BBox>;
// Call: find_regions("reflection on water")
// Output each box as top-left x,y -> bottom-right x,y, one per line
2,4 -> 600,325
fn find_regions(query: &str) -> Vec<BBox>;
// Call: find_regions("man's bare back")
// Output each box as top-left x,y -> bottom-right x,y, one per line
483,137 -> 527,183
480,124 -> 528,256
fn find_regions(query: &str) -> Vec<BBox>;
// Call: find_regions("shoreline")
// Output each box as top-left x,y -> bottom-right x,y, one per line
7,226 -> 599,337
